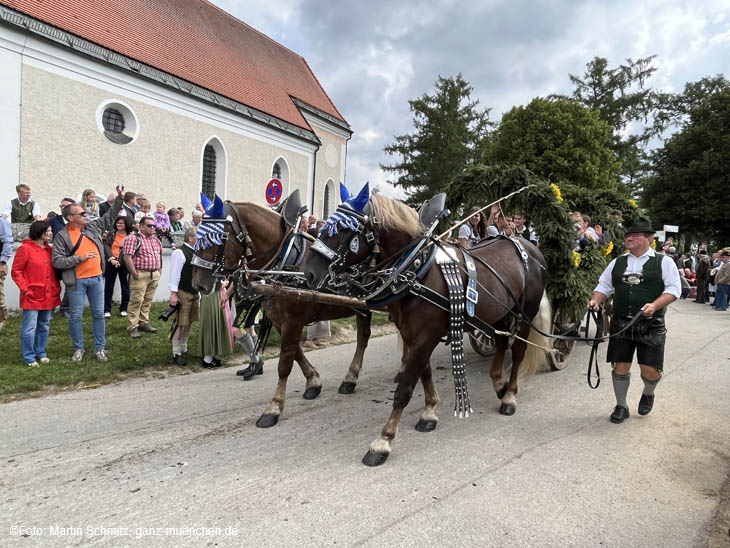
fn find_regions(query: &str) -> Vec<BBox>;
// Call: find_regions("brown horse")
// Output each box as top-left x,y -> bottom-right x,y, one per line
302,188 -> 553,465
191,201 -> 373,428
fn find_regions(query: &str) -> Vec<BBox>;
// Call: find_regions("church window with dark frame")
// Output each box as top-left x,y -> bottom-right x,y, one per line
272,162 -> 282,180
101,107 -> 132,144
202,145 -> 217,199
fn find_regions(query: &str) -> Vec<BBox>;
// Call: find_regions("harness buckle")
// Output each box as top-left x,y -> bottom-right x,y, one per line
466,286 -> 479,305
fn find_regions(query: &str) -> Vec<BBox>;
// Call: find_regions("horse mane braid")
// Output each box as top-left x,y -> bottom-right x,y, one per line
370,194 -> 424,238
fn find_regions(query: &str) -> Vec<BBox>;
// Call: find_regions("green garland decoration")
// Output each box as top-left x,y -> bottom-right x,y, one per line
445,164 -> 613,321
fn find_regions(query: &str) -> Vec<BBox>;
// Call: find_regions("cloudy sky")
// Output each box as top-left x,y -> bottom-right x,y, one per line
213,0 -> 729,198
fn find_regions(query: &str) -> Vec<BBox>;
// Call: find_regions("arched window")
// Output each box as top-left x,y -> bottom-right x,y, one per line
200,137 -> 227,200
323,179 -> 336,218
271,157 -> 289,197
202,145 -> 216,200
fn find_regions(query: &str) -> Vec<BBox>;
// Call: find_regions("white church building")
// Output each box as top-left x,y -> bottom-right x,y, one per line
0,0 -> 351,217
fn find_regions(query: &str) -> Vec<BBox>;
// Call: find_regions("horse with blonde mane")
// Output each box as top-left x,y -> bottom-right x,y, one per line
302,184 -> 552,466
191,198 -> 373,428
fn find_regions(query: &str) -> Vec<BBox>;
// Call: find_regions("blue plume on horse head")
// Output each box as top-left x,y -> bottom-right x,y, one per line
205,195 -> 225,218
200,193 -> 212,210
339,182 -> 350,203
347,182 -> 369,213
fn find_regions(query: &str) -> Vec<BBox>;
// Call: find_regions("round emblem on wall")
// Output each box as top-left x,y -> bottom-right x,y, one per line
325,143 -> 338,168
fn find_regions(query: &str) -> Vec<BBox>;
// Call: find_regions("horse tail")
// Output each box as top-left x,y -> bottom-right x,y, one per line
520,289 -> 553,377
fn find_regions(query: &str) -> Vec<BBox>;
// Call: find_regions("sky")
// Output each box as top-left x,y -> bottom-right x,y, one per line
213,0 -> 729,198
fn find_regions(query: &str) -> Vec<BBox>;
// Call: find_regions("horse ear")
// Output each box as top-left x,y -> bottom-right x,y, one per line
200,193 -> 212,210
339,182 -> 350,203
348,182 -> 369,213
206,195 -> 225,218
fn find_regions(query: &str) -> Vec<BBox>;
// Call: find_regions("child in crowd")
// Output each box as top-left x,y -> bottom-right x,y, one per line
154,201 -> 175,248
81,189 -> 99,220
134,198 -> 152,228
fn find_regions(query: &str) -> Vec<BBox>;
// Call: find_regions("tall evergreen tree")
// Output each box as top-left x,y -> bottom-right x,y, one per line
562,56 -> 665,191
643,84 -> 730,243
381,74 -> 492,205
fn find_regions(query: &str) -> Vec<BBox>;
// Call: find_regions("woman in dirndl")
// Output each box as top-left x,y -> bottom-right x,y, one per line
198,281 -> 233,368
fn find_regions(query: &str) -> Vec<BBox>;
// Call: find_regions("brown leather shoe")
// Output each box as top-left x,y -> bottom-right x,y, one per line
138,323 -> 157,333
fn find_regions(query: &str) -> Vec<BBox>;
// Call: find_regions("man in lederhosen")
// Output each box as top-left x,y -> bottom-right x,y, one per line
588,218 -> 681,423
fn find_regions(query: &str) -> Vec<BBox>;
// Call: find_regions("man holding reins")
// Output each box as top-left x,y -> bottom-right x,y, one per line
588,218 -> 681,424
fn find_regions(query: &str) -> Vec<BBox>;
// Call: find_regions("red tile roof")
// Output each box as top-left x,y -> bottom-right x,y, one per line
0,0 -> 346,132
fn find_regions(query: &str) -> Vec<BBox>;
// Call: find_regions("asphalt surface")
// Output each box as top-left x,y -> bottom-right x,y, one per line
1,298 -> 729,548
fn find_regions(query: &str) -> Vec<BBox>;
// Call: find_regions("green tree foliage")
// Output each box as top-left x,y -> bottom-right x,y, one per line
446,164 -> 610,320
382,74 -> 492,205
487,97 -> 621,191
643,85 -> 730,243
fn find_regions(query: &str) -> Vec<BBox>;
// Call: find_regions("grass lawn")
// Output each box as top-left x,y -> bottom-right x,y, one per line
0,303 -> 392,402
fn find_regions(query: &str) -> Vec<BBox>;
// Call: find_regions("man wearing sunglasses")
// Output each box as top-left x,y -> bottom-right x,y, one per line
122,216 -> 162,339
53,186 -> 125,363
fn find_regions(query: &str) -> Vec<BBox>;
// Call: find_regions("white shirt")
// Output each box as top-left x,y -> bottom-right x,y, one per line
458,224 -> 479,247
2,199 -> 41,219
168,243 -> 194,292
594,248 -> 682,299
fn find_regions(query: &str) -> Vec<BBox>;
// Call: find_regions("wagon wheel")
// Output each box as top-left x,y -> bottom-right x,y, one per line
548,308 -> 579,371
468,331 -> 496,356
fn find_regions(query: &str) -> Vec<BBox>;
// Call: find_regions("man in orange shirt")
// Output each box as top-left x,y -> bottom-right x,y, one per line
53,186 -> 124,362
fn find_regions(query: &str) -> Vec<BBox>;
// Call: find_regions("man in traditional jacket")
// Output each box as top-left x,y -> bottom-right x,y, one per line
2,184 -> 42,223
693,249 -> 711,303
588,218 -> 681,423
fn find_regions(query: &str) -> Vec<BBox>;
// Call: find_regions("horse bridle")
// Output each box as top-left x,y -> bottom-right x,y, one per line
310,202 -> 381,290
191,202 -> 253,278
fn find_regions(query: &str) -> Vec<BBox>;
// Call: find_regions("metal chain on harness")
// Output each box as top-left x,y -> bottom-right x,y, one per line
439,259 -> 473,418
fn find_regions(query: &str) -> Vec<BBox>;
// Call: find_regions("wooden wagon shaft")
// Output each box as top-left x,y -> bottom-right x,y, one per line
251,283 -> 369,309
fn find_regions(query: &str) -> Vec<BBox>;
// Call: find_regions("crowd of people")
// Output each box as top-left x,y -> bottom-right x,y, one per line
0,183 -> 258,371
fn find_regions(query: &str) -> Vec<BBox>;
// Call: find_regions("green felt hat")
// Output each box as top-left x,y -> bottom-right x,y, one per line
624,217 -> 654,235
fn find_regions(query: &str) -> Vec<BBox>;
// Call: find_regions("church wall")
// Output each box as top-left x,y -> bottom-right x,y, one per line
310,125 -> 348,218
19,64 -> 311,212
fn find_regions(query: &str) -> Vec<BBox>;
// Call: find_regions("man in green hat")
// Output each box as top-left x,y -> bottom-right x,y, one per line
588,217 -> 681,423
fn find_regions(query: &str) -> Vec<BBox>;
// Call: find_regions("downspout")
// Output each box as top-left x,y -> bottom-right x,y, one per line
310,141 -> 319,215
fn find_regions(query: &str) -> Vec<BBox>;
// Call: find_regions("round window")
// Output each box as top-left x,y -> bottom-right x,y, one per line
96,100 -> 139,145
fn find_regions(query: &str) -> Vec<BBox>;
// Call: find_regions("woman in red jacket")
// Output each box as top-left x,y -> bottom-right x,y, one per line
11,220 -> 61,366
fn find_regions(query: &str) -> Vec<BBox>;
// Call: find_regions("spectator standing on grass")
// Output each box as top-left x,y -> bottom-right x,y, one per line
103,213 -> 134,318
11,220 -> 61,367
0,216 -> 13,334
122,216 -> 162,339
167,228 -> 199,365
2,184 -> 42,223
52,186 -> 124,363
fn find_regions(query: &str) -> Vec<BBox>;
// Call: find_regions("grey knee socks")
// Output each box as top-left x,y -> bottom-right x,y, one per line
641,375 -> 660,396
612,371 -> 631,408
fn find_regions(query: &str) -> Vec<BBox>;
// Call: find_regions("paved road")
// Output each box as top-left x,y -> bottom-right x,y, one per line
1,299 -> 729,547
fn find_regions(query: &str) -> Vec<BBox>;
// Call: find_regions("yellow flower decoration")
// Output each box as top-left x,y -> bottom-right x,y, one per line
605,241 -> 614,255
549,183 -> 563,203
628,198 -> 638,209
651,239 -> 656,249
572,250 -> 581,268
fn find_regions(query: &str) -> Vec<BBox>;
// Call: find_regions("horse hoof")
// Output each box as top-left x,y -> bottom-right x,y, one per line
496,387 -> 507,400
256,414 -> 279,428
499,403 -> 516,416
414,419 -> 438,432
393,373 -> 403,384
362,451 -> 389,467
303,385 -> 322,400
338,381 -> 356,395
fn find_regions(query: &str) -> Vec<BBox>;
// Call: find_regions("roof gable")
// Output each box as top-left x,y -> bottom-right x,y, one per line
0,0 -> 347,132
